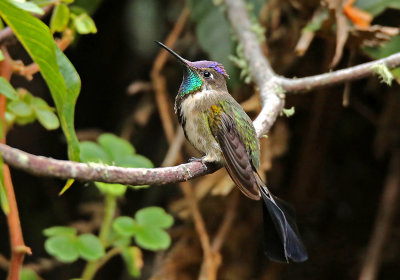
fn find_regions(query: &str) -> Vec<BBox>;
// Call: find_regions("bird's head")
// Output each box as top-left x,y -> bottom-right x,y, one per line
156,41 -> 229,98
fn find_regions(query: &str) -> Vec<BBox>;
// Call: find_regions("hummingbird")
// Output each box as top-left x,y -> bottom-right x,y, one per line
156,41 -> 308,263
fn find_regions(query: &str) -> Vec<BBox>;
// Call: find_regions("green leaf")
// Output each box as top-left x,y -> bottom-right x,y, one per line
0,1 -> 81,162
15,114 -> 36,125
95,182 -> 127,197
0,49 -> 4,61
113,216 -> 138,237
32,0 -> 56,7
135,207 -> 174,229
80,142 -> 110,163
30,96 -> 52,110
11,0 -> 44,15
134,226 -> 171,251
77,234 -> 105,261
43,226 -> 77,237
34,108 -> 60,130
55,47 -> 81,162
20,268 -> 40,280
363,35 -> 400,83
282,106 -> 295,117
72,13 -> 97,34
115,154 -> 153,168
355,0 -> 400,17
0,156 -> 10,215
8,100 -> 33,117
0,77 -> 18,100
121,246 -> 142,278
50,3 -> 70,33
98,133 -> 135,161
45,235 -> 79,262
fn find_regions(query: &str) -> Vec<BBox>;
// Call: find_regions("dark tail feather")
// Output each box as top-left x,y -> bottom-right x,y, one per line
260,186 -> 308,263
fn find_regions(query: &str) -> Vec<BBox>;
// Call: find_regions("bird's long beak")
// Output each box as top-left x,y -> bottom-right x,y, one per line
155,41 -> 189,66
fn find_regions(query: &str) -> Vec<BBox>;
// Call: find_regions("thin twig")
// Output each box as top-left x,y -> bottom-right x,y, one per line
359,151 -> 400,280
279,52 -> 400,93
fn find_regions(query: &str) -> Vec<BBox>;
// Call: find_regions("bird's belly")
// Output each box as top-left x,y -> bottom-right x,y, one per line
184,112 -> 223,163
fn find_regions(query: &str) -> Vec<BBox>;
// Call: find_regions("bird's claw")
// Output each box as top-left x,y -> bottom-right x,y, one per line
188,156 -> 208,170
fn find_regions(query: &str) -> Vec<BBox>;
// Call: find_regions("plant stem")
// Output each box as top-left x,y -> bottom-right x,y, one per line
81,194 -> 117,280
1,46 -> 31,280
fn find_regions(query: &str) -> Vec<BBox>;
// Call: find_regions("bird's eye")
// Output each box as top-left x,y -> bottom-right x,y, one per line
203,71 -> 211,78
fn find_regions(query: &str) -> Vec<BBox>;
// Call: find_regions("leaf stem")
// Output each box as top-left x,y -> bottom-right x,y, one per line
81,194 -> 117,280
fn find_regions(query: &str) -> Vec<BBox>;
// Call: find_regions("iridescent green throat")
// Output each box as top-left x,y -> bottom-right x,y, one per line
180,68 -> 202,96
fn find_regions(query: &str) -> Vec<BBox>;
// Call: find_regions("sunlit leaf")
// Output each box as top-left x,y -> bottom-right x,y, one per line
50,3 -> 70,33
34,108 -> 60,130
0,77 -> 18,100
11,0 -> 44,15
72,13 -> 97,34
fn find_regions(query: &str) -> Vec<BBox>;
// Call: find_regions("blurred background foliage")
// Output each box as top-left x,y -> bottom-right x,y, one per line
1,0 -> 400,279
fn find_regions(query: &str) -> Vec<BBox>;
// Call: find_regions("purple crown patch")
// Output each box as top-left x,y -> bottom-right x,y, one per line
187,60 -> 229,78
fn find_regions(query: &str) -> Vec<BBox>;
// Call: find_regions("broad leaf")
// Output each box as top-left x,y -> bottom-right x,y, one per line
45,235 -> 79,262
134,226 -> 171,251
98,133 -> 135,161
77,234 -> 105,261
135,207 -> 174,229
80,142 -> 110,163
113,216 -> 138,237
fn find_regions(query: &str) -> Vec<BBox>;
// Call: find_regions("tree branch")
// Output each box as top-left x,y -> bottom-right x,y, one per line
0,0 -> 399,193
0,143 -> 212,185
225,0 -> 284,138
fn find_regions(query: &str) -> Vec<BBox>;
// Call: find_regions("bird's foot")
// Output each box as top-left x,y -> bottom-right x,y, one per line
188,156 -> 221,172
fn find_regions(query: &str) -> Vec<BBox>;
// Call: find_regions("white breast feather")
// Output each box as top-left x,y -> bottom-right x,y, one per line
180,90 -> 223,162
